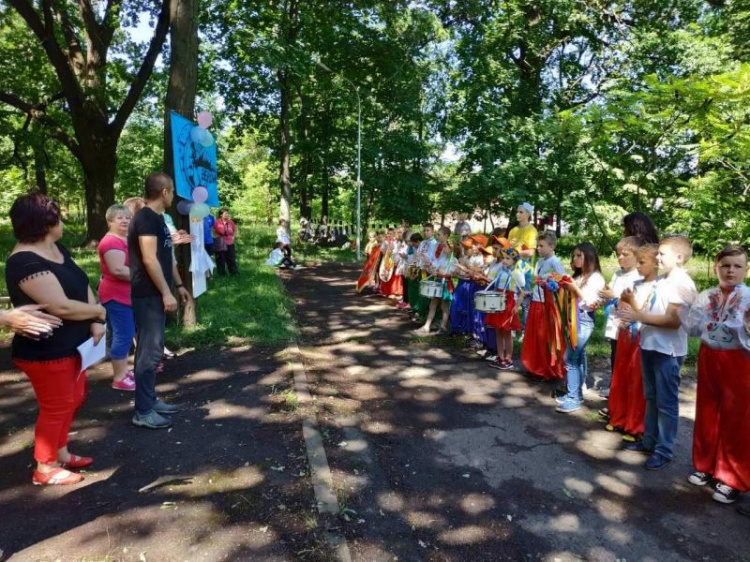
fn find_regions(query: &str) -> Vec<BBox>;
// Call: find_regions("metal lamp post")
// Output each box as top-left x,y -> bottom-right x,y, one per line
316,61 -> 362,260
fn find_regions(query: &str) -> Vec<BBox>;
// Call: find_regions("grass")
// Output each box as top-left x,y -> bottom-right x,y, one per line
0,220 -> 353,349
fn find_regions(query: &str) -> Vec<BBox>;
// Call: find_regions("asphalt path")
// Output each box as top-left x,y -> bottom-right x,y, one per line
283,262 -> 750,562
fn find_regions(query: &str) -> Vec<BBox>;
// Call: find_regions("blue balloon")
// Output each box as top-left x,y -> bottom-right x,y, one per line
190,126 -> 204,144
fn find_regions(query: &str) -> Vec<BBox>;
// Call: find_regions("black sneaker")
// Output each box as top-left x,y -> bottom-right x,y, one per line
688,471 -> 712,486
737,500 -> 750,517
713,483 -> 741,504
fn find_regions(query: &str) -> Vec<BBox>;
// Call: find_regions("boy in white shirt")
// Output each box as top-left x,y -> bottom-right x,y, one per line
619,235 -> 697,470
598,237 -> 644,399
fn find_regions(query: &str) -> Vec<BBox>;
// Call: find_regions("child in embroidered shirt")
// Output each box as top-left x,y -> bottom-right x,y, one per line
416,227 -> 454,335
556,242 -> 606,414
597,236 -> 645,400
483,242 -> 525,370
618,235 -> 697,470
683,245 -> 750,504
521,230 -> 567,379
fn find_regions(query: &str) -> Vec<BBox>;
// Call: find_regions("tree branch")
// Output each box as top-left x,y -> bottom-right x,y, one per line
0,91 -> 82,160
8,0 -> 84,109
110,0 -> 171,134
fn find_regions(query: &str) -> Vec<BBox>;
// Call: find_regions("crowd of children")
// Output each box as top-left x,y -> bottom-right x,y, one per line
357,205 -> 750,513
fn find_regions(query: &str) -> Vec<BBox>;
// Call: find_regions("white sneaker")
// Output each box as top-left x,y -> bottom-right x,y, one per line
484,354 -> 498,362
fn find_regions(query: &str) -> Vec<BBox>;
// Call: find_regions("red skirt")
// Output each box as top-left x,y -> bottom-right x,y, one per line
380,274 -> 404,297
693,345 -> 750,492
608,330 -> 645,435
484,291 -> 520,331
521,300 -> 565,380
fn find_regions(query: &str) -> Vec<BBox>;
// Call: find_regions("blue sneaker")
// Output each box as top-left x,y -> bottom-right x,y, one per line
555,394 -> 568,404
555,399 -> 581,414
645,452 -> 672,470
153,401 -> 179,415
623,442 -> 653,455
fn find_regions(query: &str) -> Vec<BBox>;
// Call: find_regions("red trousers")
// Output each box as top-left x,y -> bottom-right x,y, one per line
693,346 -> 750,491
608,330 -> 645,435
15,357 -> 87,464
380,274 -> 404,297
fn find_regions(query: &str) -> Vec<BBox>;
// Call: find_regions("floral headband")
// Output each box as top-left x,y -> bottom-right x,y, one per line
502,247 -> 520,261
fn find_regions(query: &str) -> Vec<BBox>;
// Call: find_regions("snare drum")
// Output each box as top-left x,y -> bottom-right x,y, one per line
420,280 -> 444,299
474,291 -> 507,312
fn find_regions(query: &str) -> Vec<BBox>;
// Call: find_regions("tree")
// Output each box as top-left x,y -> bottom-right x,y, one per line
1,0 -> 171,241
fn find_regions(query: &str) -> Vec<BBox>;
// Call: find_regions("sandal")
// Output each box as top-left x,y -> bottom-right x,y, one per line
60,454 -> 93,470
33,467 -> 84,486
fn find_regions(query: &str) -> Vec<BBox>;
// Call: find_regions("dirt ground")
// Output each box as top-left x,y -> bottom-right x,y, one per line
0,344 -> 329,562
281,262 -> 750,562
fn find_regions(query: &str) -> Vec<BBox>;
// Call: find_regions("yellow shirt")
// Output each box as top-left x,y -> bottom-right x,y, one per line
508,224 -> 538,251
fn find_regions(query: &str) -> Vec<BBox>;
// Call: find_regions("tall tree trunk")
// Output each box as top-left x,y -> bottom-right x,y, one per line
80,138 -> 117,244
164,0 -> 198,326
278,69 -> 293,226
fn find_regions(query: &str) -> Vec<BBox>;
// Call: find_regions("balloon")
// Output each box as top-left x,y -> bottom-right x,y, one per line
192,186 -> 208,204
190,125 -> 204,144
198,130 -> 214,147
189,202 -> 210,219
176,200 -> 193,215
197,111 -> 213,129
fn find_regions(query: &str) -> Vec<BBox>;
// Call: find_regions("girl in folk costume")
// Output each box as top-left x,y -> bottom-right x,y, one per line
395,229 -> 413,310
482,240 -> 526,370
413,224 -> 439,321
401,232 -> 424,312
684,245 -> 750,505
380,227 -> 404,298
555,242 -> 606,414
393,229 -> 411,307
416,227 -> 456,335
607,244 -> 659,441
356,231 -> 384,293
521,231 -> 567,379
451,235 -> 488,337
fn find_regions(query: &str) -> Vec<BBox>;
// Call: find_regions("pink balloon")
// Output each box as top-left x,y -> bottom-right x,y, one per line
197,111 -> 213,129
192,186 -> 208,204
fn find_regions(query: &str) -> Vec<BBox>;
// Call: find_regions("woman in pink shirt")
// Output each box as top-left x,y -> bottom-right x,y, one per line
97,204 -> 136,390
214,209 -> 238,276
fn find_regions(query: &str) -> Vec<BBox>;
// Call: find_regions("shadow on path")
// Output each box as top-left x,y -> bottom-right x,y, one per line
283,262 -> 749,562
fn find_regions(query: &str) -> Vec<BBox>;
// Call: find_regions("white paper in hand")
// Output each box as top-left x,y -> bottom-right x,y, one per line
77,336 -> 107,374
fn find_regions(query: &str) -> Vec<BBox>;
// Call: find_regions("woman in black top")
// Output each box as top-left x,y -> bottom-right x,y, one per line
6,193 -> 106,486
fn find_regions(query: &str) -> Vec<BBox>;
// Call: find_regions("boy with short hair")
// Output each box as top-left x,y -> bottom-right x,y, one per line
619,235 -> 697,470
521,230 -> 567,379
598,236 -> 644,400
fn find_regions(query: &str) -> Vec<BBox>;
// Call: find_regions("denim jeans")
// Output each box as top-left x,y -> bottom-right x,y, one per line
641,349 -> 685,459
564,312 -> 595,402
132,295 -> 166,414
104,300 -> 135,360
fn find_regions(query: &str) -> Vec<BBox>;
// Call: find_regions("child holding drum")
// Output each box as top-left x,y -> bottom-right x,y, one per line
481,239 -> 526,370
415,227 -> 455,335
